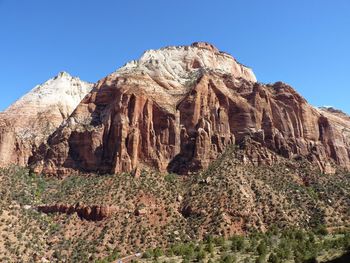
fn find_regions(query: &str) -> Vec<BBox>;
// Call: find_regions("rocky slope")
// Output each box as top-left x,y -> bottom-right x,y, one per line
183,145 -> 350,237
30,42 -> 350,176
0,72 -> 93,167
1,156 -> 349,261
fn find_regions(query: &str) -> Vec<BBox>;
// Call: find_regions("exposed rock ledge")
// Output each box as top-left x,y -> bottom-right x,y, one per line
37,204 -> 115,221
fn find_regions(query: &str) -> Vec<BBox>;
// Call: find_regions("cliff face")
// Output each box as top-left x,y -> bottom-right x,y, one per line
0,72 -> 93,167
29,42 -> 350,176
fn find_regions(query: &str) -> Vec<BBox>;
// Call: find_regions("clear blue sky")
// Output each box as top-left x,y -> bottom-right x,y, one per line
1,0 -> 349,113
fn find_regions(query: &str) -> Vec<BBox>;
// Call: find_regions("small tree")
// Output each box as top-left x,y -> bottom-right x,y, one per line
257,241 -> 267,256
221,254 -> 236,263
268,253 -> 280,263
206,241 -> 214,255
196,249 -> 207,261
255,255 -> 266,263
142,249 -> 153,259
314,225 -> 328,236
153,248 -> 163,260
231,235 -> 245,252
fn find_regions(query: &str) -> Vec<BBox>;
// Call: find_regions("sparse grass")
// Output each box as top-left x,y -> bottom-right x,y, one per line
0,145 -> 349,262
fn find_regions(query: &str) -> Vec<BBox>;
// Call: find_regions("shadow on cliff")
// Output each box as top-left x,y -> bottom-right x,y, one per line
167,141 -> 198,175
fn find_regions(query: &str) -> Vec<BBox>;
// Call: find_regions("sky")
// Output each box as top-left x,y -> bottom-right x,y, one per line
0,0 -> 349,113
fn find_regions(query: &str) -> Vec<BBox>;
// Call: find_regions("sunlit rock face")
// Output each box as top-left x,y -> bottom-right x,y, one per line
30,42 -> 350,175
0,72 -> 93,167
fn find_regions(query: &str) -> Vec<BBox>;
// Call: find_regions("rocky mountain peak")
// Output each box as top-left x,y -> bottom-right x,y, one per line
319,106 -> 349,117
191,41 -> 220,52
0,73 -> 93,167
7,71 -> 93,123
115,42 -> 257,85
55,71 -> 72,79
5,72 -> 93,115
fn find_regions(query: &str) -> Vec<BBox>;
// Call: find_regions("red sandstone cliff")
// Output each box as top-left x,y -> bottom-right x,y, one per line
29,42 -> 350,175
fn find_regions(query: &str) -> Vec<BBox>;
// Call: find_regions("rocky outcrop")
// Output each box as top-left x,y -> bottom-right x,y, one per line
37,203 -> 114,221
0,72 -> 93,167
316,107 -> 350,173
30,43 -> 350,175
0,118 -> 26,166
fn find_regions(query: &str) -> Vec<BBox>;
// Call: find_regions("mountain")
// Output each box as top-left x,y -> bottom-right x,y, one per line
0,42 -> 349,262
0,72 -> 93,167
30,42 -> 350,176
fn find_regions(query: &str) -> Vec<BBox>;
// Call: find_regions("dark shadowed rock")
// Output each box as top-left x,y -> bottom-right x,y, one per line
37,203 -> 114,221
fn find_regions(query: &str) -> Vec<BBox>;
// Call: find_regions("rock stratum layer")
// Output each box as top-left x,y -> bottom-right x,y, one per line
28,42 -> 350,176
37,203 -> 114,221
0,72 -> 93,167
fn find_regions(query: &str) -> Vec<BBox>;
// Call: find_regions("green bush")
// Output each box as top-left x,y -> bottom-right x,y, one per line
257,241 -> 267,256
196,249 -> 207,261
215,236 -> 226,247
231,235 -> 245,252
220,253 -> 236,263
313,225 -> 328,236
153,247 -> 163,260
268,253 -> 281,263
255,254 -> 266,263
142,249 -> 153,258
206,241 -> 214,254
165,173 -> 178,183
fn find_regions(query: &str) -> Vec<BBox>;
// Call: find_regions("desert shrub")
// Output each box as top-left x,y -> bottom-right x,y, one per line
153,247 -> 163,260
196,249 -> 207,261
313,224 -> 328,236
220,253 -> 236,263
230,235 -> 245,252
256,241 -> 267,256
165,173 -> 178,183
255,254 -> 266,263
206,241 -> 215,255
214,236 -> 226,247
142,249 -> 153,258
268,253 -> 281,263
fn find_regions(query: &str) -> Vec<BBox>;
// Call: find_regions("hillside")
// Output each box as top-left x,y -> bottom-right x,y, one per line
1,144 -> 349,261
